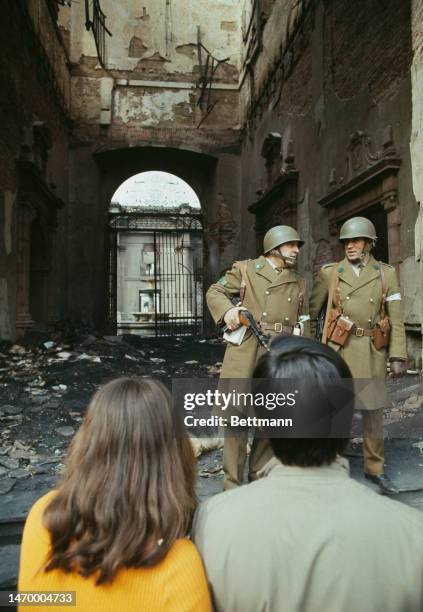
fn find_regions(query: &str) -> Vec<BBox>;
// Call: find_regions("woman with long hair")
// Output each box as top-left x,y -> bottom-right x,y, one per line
18,377 -> 211,611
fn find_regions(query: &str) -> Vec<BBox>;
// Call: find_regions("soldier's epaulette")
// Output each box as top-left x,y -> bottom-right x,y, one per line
322,263 -> 335,269
218,277 -> 227,286
255,262 -> 264,269
380,262 -> 394,270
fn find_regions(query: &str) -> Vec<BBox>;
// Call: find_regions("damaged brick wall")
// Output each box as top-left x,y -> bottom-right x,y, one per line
239,0 -> 419,362
64,0 -> 244,329
0,0 -> 71,340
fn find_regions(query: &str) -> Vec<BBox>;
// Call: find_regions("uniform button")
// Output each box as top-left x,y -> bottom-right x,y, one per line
265,291 -> 270,295
368,319 -> 372,323
345,315 -> 349,319
287,297 -> 292,302
262,312 -> 267,317
370,298 -> 374,303
285,317 -> 290,321
346,296 -> 350,300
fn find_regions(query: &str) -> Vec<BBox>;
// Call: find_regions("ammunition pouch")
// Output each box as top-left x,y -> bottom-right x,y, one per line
326,310 -> 354,346
373,316 -> 391,350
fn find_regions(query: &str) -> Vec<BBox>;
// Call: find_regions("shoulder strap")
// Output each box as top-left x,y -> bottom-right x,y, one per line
379,262 -> 387,318
236,260 -> 261,317
296,276 -> 304,318
322,264 -> 339,344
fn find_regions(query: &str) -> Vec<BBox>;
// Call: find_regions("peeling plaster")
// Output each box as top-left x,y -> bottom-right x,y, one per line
129,36 -> 149,58
135,51 -> 169,73
221,21 -> 237,31
176,44 -> 197,59
114,88 -> 193,126
4,190 -> 14,256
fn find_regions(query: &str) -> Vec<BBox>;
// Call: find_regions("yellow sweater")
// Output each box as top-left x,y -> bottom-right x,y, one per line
18,492 -> 211,612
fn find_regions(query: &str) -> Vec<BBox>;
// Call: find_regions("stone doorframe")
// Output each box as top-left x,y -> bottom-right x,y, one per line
93,145 -> 218,333
318,127 -> 402,268
15,123 -> 64,335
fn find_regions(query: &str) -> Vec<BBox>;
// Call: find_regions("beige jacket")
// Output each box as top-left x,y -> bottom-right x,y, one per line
206,256 -> 309,379
309,256 -> 407,410
193,459 -> 423,612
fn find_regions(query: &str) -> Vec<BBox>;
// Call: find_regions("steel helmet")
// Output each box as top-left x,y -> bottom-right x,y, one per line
339,217 -> 377,241
263,225 -> 304,253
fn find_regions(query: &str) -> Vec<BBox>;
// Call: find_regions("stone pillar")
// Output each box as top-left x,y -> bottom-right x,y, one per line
47,219 -> 59,329
15,202 -> 36,335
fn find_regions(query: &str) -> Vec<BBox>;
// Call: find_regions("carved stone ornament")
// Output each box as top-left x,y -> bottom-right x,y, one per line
319,126 -> 402,267
327,126 -> 397,191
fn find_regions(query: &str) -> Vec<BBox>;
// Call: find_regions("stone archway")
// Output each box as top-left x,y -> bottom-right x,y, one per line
108,170 -> 203,337
92,146 -> 219,332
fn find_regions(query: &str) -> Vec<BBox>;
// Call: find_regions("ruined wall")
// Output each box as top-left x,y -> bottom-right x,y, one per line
0,0 -> 71,340
239,0 -> 420,362
65,0 -> 243,328
69,0 -> 241,132
410,0 -> 423,364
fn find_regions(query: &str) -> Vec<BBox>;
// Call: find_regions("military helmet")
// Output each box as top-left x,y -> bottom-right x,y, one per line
263,225 -> 304,253
339,217 -> 377,241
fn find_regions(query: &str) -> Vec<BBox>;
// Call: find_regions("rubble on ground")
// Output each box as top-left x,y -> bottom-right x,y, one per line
0,333 -> 226,495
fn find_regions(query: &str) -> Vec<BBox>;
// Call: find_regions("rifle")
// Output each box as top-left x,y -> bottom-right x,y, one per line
315,300 -> 327,341
222,296 -> 270,351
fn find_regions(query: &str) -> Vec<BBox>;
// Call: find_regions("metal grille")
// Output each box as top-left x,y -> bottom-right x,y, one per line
110,224 -> 203,337
108,230 -> 117,331
85,0 -> 112,68
152,230 -> 203,336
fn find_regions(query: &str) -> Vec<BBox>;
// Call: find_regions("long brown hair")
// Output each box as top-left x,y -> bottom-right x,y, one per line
42,377 -> 196,584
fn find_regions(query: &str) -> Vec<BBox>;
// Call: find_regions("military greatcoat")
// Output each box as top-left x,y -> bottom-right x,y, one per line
207,255 -> 309,379
309,256 -> 407,410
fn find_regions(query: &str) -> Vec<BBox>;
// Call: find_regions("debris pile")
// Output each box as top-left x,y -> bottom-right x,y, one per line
0,334 -> 226,495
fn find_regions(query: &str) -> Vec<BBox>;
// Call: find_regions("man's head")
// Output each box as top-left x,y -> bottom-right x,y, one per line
263,225 -> 304,267
339,217 -> 377,264
253,336 -> 353,467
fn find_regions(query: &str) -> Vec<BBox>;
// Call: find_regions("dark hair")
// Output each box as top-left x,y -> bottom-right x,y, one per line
42,378 -> 196,584
253,336 -> 353,467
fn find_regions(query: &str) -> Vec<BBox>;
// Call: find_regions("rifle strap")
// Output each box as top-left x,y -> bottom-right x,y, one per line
379,262 -> 387,319
236,260 -> 261,320
322,263 -> 339,345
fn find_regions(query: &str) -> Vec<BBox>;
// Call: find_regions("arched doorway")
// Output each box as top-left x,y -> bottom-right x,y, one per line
109,171 -> 203,336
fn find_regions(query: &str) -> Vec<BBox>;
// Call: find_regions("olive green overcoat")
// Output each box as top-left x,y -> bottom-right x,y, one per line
207,256 -> 309,380
309,256 -> 407,410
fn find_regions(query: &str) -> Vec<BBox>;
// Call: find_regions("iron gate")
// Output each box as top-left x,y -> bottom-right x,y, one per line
108,212 -> 203,337
149,229 -> 203,336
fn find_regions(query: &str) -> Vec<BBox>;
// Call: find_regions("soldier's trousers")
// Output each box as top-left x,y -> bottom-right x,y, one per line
223,433 -> 274,490
362,408 -> 384,475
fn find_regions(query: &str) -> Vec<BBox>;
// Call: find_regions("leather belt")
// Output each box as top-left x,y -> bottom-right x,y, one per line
352,325 -> 376,338
260,322 -> 294,334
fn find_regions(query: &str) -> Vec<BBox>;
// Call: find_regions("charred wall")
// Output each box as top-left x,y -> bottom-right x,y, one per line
0,0 -> 71,340
239,0 -> 420,363
64,0 -> 243,330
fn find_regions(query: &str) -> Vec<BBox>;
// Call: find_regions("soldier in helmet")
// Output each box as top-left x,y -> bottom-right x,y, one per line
207,225 -> 310,489
310,217 -> 408,494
